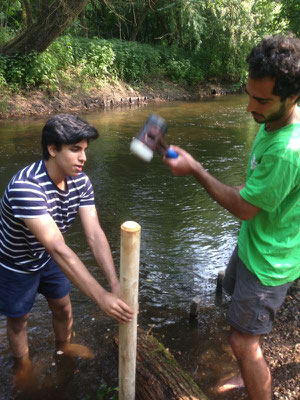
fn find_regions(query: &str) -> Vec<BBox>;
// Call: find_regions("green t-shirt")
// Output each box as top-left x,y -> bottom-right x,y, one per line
238,120 -> 300,286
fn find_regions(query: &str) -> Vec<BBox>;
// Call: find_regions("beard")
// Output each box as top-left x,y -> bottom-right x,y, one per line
252,101 -> 287,125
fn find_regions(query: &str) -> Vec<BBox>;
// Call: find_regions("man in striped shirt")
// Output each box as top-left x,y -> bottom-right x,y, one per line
0,114 -> 133,388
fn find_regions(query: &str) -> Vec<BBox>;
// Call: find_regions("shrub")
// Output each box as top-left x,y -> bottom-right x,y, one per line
109,40 -> 162,83
0,55 -> 7,87
0,36 -> 230,92
0,27 -> 17,47
72,38 -> 115,79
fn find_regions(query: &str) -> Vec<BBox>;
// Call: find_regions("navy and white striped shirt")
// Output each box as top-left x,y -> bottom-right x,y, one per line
0,160 -> 95,274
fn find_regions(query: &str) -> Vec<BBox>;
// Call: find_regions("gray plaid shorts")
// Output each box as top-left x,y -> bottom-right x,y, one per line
223,246 -> 292,335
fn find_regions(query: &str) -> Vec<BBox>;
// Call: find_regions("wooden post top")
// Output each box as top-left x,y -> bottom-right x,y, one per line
121,221 -> 141,233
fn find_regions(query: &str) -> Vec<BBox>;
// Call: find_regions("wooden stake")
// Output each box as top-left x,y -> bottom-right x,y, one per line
119,221 -> 141,400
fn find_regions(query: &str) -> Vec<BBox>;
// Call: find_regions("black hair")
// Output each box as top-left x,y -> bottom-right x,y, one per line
247,34 -> 300,102
42,114 -> 99,160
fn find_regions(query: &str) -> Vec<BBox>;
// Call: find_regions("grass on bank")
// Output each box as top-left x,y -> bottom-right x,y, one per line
0,34 -> 246,95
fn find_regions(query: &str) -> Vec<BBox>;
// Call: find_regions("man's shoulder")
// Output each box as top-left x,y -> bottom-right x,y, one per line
10,160 -> 46,185
276,123 -> 300,159
261,123 -> 300,156
7,160 -> 49,198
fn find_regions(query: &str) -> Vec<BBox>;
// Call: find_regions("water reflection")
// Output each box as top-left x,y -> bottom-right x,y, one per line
0,95 -> 257,399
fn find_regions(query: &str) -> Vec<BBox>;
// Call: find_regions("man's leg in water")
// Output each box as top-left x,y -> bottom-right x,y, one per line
219,246 -> 291,399
218,328 -> 271,400
7,314 -> 36,389
47,295 -> 93,358
46,295 -> 73,348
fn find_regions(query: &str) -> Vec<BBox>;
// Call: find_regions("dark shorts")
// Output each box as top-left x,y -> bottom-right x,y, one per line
0,259 -> 71,318
223,246 -> 292,335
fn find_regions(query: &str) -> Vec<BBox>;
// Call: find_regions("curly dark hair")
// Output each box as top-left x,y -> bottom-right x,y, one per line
247,35 -> 300,102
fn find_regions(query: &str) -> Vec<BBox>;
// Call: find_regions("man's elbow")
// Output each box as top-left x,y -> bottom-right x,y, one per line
46,238 -> 70,259
85,228 -> 106,249
239,213 -> 255,221
234,195 -> 260,221
236,206 -> 260,221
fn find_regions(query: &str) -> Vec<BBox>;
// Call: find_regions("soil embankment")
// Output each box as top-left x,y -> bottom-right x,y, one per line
0,80 -> 239,120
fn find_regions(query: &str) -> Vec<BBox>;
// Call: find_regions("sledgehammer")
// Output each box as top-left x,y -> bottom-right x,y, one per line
130,114 -> 178,162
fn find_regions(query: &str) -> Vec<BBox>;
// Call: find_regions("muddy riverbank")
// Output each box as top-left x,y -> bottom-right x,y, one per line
0,80 -> 240,120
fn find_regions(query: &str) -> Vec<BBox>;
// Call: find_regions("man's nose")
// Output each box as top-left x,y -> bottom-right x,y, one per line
246,97 -> 256,113
79,151 -> 87,162
246,98 -> 252,113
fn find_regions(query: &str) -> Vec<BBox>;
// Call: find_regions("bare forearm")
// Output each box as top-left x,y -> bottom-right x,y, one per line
24,214 -> 133,323
50,244 -> 133,322
87,231 -> 119,290
79,207 -> 120,291
50,244 -> 106,306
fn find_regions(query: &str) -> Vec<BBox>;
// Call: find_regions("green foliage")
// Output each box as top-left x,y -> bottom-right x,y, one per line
0,33 -> 209,92
0,35 -> 117,91
0,27 -> 16,46
0,94 -> 8,113
252,0 -> 284,37
109,40 -> 162,83
0,49 -> 59,91
165,57 -> 191,82
159,46 -> 203,84
277,0 -> 300,36
95,384 -> 118,400
0,0 -> 23,31
0,0 -> 297,92
71,38 -> 115,79
156,0 -> 206,50
191,0 -> 260,81
83,383 -> 118,400
0,54 -> 7,87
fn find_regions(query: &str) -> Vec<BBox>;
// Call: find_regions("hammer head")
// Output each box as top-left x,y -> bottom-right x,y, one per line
130,114 -> 168,162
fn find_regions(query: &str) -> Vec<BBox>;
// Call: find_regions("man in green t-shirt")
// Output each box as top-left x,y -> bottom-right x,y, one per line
163,35 -> 300,400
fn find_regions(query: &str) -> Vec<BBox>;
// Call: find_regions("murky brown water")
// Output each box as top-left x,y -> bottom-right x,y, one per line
0,95 -> 257,399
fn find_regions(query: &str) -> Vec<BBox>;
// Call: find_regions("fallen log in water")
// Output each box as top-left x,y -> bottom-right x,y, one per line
115,328 -> 209,400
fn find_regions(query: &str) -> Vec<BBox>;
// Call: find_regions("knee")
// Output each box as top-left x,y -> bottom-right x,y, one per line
52,303 -> 72,322
7,314 -> 30,334
229,329 -> 258,360
229,329 -> 243,355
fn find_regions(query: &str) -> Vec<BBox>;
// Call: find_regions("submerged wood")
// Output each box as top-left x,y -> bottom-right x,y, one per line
115,328 -> 209,400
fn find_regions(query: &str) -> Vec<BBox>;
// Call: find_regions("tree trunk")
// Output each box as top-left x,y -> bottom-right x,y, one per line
115,329 -> 209,400
20,0 -> 34,27
129,0 -> 158,42
0,0 -> 90,55
79,10 -> 89,38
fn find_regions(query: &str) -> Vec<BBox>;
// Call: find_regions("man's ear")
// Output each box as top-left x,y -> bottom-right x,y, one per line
47,144 -> 57,158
